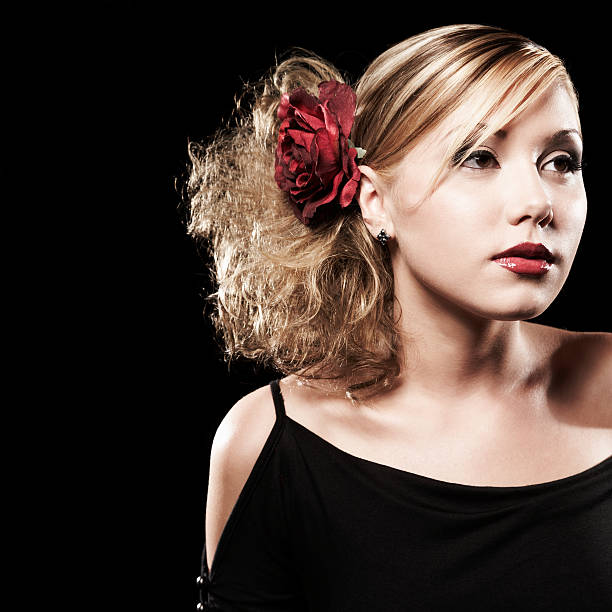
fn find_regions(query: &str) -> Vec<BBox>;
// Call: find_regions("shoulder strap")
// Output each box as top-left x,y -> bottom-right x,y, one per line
269,378 -> 286,420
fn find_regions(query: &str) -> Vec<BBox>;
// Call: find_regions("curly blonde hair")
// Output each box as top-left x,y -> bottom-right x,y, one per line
185,24 -> 578,401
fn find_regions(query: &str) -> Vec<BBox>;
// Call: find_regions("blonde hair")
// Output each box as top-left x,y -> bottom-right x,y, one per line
185,24 -> 579,401
352,24 -> 579,195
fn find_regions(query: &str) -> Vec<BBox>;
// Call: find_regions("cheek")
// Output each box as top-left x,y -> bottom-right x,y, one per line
559,192 -> 587,233
393,178 -> 485,247
553,188 -> 587,259
389,164 -> 432,207
392,188 -> 485,279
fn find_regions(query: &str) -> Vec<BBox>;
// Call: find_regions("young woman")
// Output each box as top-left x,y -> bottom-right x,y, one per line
187,24 -> 612,610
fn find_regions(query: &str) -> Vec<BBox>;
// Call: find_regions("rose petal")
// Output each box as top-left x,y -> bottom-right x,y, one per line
293,172 -> 323,200
295,172 -> 311,188
321,104 -> 340,156
318,81 -> 356,138
300,172 -> 346,221
311,129 -> 340,185
339,176 -> 358,207
287,128 -> 315,151
289,89 -> 326,132
290,167 -> 320,201
277,93 -> 291,120
288,87 -> 320,114
289,158 -> 300,174
341,141 -> 359,177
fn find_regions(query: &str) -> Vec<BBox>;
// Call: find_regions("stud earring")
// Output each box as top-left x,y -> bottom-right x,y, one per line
376,229 -> 391,246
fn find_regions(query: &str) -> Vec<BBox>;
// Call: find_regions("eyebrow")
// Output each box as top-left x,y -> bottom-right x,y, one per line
489,128 -> 583,146
449,126 -> 583,166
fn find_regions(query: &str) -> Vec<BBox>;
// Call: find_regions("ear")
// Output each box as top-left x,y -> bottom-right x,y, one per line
357,165 -> 395,241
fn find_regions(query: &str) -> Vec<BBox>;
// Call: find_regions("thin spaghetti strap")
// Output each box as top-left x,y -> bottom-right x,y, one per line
269,378 -> 287,421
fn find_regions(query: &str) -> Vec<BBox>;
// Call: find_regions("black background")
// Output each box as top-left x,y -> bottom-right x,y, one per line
82,5 -> 608,610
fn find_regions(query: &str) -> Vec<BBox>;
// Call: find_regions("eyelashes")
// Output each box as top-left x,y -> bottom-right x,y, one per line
544,154 -> 584,174
454,149 -> 585,174
451,144 -> 475,167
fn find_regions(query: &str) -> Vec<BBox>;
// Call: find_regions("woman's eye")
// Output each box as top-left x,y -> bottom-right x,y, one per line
541,155 -> 583,174
458,151 -> 584,174
461,150 -> 499,169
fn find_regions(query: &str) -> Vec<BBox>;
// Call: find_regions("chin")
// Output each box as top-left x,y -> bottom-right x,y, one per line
494,312 -> 546,322
464,298 -> 552,322
481,285 -> 561,321
490,302 -> 552,321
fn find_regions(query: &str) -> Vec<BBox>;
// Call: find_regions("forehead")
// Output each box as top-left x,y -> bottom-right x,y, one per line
389,82 -> 582,193
435,82 -> 581,150
491,83 -> 580,138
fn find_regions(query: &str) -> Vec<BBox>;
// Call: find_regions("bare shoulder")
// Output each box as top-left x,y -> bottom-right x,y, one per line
546,326 -> 612,427
205,382 -> 277,573
572,330 -> 612,405
209,383 -> 278,468
550,328 -> 612,387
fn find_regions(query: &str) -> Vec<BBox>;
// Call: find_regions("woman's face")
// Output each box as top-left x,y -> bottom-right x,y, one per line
384,82 -> 586,322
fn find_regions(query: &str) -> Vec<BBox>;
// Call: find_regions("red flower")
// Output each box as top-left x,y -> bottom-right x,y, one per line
274,81 -> 362,225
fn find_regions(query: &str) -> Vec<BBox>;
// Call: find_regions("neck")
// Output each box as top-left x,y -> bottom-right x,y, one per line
392,280 -> 536,402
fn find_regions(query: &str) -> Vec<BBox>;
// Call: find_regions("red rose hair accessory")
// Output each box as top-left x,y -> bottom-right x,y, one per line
274,81 -> 366,225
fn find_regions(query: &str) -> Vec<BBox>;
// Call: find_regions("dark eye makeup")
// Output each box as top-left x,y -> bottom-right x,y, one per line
454,149 -> 584,174
544,153 -> 583,173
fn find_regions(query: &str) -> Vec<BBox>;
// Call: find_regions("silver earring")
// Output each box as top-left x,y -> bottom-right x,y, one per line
376,229 -> 391,246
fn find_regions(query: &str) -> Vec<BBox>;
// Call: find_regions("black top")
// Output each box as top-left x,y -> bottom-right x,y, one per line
197,379 -> 612,611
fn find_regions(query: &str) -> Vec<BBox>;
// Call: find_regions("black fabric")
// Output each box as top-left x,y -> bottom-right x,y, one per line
198,378 -> 612,611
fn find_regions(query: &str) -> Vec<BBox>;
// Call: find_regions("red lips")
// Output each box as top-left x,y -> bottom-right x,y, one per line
492,242 -> 555,263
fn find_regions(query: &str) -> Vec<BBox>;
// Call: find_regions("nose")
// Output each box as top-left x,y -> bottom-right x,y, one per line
505,165 -> 553,229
